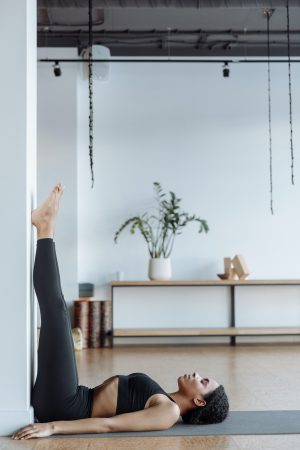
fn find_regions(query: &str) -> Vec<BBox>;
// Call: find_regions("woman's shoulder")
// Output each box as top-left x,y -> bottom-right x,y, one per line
146,392 -> 179,409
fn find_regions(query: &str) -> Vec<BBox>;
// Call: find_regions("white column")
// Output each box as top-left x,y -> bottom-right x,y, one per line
0,0 -> 36,435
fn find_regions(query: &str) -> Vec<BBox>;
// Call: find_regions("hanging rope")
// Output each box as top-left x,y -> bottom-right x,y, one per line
286,0 -> 294,185
264,8 -> 274,215
88,0 -> 95,188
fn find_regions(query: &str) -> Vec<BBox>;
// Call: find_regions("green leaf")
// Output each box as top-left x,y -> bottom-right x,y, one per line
113,182 -> 209,257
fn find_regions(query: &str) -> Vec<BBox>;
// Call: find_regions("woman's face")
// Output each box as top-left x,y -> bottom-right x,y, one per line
177,371 -> 219,399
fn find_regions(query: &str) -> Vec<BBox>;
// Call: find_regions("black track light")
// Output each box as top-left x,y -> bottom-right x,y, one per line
223,62 -> 230,78
53,61 -> 62,77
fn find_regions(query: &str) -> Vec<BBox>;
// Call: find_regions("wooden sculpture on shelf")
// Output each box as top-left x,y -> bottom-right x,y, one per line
232,255 -> 250,280
217,255 -> 250,280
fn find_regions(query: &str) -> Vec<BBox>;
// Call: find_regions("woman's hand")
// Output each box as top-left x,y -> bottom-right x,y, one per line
11,422 -> 54,440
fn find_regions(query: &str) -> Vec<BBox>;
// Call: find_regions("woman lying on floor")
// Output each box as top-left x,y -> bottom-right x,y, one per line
12,183 -> 229,440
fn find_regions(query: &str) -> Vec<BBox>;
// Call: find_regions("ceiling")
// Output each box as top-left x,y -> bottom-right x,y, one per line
37,0 -> 300,57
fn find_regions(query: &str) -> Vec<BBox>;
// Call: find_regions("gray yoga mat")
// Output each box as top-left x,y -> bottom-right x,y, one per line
51,410 -> 300,438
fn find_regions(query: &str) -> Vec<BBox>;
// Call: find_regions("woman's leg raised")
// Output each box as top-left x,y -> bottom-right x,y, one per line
31,184 -> 80,421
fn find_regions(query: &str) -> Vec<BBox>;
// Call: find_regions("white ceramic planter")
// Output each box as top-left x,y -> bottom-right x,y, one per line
148,258 -> 172,280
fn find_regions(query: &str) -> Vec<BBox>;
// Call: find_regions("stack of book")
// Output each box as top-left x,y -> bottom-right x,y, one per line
74,299 -> 112,348
100,300 -> 112,348
74,300 -> 89,348
88,301 -> 101,348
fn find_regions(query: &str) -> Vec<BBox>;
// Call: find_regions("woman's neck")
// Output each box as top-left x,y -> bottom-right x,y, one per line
167,391 -> 196,416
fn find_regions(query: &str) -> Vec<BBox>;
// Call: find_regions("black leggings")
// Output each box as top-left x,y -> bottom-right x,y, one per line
31,238 -> 94,423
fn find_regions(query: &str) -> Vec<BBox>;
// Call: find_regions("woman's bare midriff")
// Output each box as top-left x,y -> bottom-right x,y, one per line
90,375 -> 119,418
90,375 -> 174,418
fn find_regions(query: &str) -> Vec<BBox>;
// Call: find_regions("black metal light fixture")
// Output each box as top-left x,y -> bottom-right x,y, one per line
222,62 -> 230,77
53,61 -> 61,77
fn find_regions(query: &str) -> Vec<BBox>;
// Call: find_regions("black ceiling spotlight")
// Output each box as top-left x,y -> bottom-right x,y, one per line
223,61 -> 230,78
53,61 -> 62,77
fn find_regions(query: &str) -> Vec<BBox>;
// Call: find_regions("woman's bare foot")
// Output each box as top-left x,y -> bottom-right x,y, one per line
32,183 -> 65,239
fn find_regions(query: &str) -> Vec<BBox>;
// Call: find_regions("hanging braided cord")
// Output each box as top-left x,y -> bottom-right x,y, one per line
88,0 -> 95,188
266,9 -> 274,215
286,0 -> 294,185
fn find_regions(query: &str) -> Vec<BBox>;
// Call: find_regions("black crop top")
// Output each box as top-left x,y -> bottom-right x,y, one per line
116,372 -> 177,415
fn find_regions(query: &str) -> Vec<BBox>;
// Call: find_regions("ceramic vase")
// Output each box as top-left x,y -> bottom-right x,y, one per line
148,258 -> 172,280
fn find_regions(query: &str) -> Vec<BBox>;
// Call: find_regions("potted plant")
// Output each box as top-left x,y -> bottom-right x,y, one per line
113,182 -> 209,280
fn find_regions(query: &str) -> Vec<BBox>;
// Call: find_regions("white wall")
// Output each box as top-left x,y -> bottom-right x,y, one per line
76,60 -> 300,343
37,48 -> 78,325
38,57 -> 300,343
0,0 -> 35,435
77,61 -> 300,287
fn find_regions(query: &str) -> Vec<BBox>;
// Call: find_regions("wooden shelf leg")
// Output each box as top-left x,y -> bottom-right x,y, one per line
230,285 -> 236,346
111,286 -> 115,347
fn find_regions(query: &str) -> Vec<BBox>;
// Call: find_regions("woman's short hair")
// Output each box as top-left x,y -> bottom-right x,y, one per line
181,385 -> 229,425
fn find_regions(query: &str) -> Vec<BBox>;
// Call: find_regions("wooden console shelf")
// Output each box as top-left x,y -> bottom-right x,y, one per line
111,279 -> 300,346
114,327 -> 300,337
112,279 -> 300,286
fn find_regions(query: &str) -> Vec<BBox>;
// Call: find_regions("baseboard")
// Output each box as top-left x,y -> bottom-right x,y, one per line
0,406 -> 34,436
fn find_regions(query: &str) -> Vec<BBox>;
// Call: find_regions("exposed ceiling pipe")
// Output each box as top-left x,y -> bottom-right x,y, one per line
38,0 -> 300,8
38,58 -> 300,62
37,29 -> 300,36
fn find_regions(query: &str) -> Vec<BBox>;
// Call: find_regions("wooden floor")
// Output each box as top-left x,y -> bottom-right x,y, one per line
2,343 -> 300,449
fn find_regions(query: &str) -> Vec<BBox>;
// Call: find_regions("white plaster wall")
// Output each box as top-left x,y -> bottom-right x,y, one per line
37,48 -> 78,325
76,60 -> 300,342
36,55 -> 300,343
77,61 -> 300,285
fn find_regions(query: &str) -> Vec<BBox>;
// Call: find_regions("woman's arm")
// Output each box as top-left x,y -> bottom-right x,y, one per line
12,418 -> 110,440
12,403 -> 180,439
107,402 -> 180,432
52,417 -> 110,435
53,402 -> 180,434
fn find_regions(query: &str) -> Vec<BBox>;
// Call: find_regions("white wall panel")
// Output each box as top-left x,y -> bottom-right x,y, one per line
113,286 -> 231,328
235,286 -> 300,327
